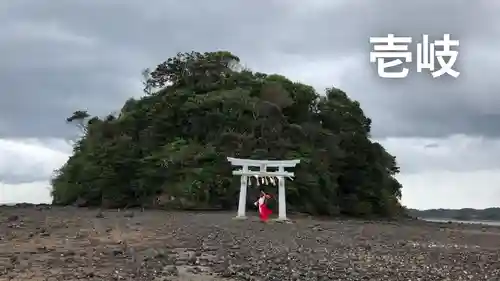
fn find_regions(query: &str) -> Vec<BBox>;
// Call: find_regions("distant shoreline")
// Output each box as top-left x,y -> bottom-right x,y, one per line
2,203 -> 500,227
408,208 -> 500,225
422,218 -> 500,226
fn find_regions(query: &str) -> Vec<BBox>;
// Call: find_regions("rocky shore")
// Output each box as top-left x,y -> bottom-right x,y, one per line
0,205 -> 499,280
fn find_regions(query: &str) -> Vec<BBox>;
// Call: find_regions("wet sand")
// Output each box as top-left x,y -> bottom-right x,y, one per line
0,205 -> 499,280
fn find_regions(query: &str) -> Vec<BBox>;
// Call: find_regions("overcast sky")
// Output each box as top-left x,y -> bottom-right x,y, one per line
1,0 -> 499,209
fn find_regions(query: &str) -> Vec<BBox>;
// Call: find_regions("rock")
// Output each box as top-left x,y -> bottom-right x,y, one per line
162,265 -> 178,276
7,215 -> 19,222
124,211 -> 134,218
112,249 -> 124,256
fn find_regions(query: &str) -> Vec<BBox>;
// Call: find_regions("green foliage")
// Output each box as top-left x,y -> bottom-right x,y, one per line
51,51 -> 404,217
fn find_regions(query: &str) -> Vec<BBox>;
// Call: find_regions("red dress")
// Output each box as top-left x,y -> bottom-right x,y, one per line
257,196 -> 272,221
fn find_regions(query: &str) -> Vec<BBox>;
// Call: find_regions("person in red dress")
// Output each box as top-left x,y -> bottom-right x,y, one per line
255,191 -> 272,222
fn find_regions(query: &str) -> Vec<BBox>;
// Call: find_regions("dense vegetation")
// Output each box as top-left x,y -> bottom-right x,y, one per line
408,208 -> 500,221
51,51 -> 403,217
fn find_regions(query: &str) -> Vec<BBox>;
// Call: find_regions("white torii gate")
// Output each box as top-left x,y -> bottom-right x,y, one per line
227,157 -> 300,221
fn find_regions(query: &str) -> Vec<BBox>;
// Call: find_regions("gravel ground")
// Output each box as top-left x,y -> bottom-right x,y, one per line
0,205 -> 499,281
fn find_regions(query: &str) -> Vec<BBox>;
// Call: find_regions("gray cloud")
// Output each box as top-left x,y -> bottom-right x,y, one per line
0,0 -> 499,138
0,138 -> 70,184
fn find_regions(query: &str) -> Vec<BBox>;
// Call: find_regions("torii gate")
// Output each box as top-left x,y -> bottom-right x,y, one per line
227,157 -> 300,221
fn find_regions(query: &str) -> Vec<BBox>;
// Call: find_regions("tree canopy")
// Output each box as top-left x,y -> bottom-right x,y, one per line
51,51 -> 403,217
